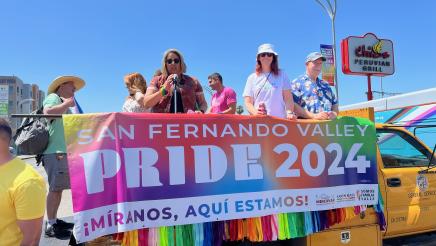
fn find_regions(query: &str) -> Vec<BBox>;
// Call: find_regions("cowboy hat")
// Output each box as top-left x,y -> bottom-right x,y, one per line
47,76 -> 85,94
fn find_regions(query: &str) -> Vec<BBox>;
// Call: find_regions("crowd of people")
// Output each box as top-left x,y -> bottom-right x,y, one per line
124,44 -> 338,119
0,43 -> 338,245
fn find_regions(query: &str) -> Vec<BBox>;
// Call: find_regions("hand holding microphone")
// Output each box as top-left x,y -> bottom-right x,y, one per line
170,74 -> 179,95
162,74 -> 178,96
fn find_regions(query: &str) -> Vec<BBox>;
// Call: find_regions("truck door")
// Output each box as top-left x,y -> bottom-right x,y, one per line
377,128 -> 436,237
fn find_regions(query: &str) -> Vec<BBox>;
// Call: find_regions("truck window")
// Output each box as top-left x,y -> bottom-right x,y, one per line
377,129 -> 433,168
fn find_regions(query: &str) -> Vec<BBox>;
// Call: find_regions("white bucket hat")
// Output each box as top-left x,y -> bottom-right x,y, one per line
257,43 -> 278,56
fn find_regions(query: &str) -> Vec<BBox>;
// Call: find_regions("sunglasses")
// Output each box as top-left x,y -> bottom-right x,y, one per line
259,53 -> 274,58
166,58 -> 180,65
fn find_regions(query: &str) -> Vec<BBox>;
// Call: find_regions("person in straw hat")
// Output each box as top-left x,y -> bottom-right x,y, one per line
42,75 -> 85,238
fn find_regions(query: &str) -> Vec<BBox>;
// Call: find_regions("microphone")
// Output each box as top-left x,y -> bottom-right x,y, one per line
172,74 -> 179,86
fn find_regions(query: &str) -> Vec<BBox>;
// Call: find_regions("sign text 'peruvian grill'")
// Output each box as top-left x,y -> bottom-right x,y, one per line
341,33 -> 394,76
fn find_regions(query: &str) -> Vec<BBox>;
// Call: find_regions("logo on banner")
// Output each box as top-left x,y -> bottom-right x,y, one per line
336,193 -> 356,203
417,174 -> 429,192
356,189 -> 375,201
316,194 -> 335,205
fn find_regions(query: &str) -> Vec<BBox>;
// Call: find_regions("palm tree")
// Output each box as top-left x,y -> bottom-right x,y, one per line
236,105 -> 244,115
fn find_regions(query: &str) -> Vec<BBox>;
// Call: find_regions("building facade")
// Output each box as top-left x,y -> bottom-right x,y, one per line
22,84 -> 33,114
31,84 -> 45,112
0,76 -> 45,133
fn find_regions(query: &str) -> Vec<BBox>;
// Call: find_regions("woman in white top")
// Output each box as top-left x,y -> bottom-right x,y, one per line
243,43 -> 296,119
122,72 -> 150,113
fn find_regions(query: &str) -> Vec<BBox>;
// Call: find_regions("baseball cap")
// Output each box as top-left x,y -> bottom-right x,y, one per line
306,52 -> 326,63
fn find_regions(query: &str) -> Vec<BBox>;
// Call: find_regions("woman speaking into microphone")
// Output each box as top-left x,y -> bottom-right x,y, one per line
143,48 -> 208,114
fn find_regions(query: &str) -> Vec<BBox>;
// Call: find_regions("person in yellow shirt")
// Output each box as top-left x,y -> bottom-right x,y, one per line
0,118 -> 46,246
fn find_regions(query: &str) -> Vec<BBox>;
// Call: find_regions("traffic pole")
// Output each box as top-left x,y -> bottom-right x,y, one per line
367,75 -> 373,101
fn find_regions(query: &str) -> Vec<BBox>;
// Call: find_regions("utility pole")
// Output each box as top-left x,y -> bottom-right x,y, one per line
315,0 -> 339,100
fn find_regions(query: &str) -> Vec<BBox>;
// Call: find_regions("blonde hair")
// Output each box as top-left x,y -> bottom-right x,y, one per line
124,72 -> 147,93
161,49 -> 187,78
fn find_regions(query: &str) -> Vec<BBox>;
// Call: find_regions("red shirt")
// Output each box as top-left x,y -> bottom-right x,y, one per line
148,74 -> 208,113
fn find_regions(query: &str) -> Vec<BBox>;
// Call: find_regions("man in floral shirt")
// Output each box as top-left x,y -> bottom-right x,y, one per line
291,52 -> 338,120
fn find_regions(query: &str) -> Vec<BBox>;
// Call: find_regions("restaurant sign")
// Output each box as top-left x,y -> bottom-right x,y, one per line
341,33 -> 394,76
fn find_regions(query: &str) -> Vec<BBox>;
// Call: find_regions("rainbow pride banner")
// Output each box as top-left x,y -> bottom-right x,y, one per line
320,44 -> 335,86
63,113 -> 378,243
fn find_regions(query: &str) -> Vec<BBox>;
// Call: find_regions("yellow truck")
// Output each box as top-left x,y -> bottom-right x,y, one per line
295,120 -> 436,245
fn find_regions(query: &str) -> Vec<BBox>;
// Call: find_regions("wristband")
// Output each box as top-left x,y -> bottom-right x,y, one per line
161,87 -> 168,96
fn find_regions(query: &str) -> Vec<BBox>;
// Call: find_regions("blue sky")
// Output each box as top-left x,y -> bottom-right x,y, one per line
1,0 -> 435,113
